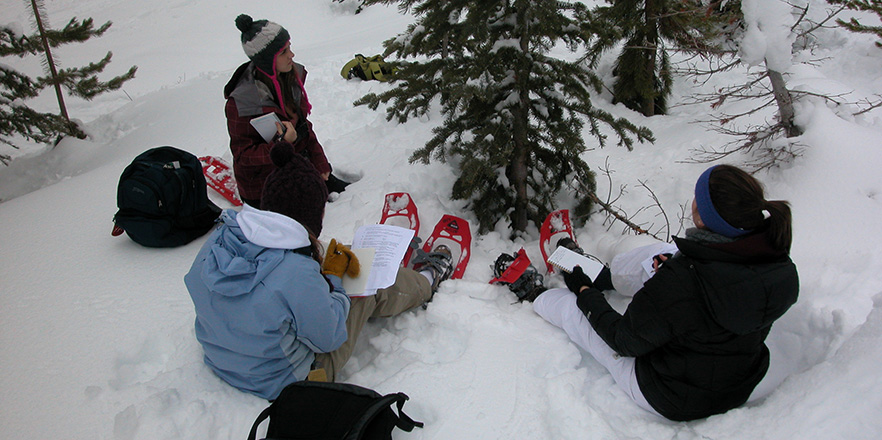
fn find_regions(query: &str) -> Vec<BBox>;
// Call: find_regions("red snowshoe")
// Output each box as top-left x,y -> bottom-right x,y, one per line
379,192 -> 420,266
199,156 -> 243,207
539,209 -> 577,273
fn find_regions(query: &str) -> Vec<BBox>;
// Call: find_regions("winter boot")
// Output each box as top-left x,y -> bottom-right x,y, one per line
412,244 -> 454,293
556,237 -> 584,255
326,173 -> 350,194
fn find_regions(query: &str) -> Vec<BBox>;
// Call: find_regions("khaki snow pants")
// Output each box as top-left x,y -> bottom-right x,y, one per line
312,267 -> 432,381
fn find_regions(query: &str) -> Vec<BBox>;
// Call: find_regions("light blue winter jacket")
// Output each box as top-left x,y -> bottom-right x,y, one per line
184,205 -> 350,400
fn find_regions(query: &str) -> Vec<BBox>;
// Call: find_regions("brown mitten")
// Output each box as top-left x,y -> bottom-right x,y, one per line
321,239 -> 360,278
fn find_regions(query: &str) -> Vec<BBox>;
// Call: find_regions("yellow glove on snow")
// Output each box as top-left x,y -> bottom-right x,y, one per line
321,239 -> 360,278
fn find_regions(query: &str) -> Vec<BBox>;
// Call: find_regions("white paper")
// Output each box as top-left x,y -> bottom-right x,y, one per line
347,224 -> 415,296
641,256 -> 658,277
249,112 -> 281,143
546,246 -> 605,281
640,243 -> 679,276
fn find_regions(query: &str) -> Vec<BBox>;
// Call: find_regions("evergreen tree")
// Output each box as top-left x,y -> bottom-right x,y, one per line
357,0 -> 653,235
0,9 -> 137,158
588,0 -> 736,116
830,0 -> 882,47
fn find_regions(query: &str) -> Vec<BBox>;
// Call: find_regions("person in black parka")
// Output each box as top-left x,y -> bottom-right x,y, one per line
534,164 -> 799,421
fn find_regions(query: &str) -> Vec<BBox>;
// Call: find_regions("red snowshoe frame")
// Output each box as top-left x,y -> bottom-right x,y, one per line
199,156 -> 243,207
379,192 -> 420,266
539,209 -> 577,273
422,214 -> 471,280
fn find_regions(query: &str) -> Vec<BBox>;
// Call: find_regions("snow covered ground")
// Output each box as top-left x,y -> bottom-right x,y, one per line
2,1 -> 882,439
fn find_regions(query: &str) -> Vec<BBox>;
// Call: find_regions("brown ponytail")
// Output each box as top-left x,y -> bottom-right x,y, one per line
763,199 -> 793,252
708,165 -> 793,253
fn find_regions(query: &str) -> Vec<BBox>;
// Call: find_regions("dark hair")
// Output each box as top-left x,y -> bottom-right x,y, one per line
257,70 -> 299,119
309,234 -> 324,265
709,165 -> 793,252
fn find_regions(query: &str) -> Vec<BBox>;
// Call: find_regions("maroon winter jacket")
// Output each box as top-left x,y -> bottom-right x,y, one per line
223,62 -> 330,202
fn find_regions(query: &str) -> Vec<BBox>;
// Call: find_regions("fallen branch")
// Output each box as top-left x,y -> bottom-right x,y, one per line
572,169 -> 666,241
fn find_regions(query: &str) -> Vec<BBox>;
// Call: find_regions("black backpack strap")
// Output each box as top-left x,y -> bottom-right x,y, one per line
247,405 -> 273,440
393,394 -> 424,431
343,392 -> 423,440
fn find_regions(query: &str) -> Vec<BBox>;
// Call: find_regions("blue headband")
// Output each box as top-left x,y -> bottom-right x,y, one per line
695,166 -> 752,238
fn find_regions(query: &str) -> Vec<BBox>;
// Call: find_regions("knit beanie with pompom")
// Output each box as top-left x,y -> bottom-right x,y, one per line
235,14 -> 290,76
260,143 -> 328,237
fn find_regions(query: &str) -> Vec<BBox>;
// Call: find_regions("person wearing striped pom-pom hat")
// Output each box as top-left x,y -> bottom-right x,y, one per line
224,14 -> 349,208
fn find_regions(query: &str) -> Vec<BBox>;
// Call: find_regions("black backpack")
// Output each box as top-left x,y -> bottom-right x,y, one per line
248,381 -> 424,440
113,146 -> 221,247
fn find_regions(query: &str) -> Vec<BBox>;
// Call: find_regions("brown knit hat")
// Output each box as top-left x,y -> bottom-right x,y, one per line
260,143 -> 328,236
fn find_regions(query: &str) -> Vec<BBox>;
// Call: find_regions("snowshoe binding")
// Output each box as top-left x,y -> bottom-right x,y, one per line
412,244 -> 454,294
491,250 -> 547,302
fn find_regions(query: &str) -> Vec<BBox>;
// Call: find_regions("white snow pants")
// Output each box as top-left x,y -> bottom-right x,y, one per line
533,288 -> 660,416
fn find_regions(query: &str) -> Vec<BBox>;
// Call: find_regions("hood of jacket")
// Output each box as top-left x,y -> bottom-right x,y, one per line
201,206 -> 311,297
674,225 -> 799,335
224,61 -> 307,117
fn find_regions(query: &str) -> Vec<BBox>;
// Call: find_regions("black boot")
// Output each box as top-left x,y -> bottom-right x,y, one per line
556,237 -> 584,254
326,173 -> 350,194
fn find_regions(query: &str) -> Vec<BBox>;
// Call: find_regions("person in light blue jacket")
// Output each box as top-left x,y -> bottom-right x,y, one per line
185,205 -> 351,399
185,142 -> 453,400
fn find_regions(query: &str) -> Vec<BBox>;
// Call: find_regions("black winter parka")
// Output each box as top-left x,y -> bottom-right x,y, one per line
576,225 -> 799,421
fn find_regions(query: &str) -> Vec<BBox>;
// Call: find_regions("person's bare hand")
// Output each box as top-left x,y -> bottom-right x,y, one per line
275,121 -> 298,143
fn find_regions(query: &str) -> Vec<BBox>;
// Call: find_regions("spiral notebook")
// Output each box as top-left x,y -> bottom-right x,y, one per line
546,246 -> 605,281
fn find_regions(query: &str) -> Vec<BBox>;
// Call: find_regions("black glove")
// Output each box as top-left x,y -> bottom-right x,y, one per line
562,266 -> 593,295
294,118 -> 309,143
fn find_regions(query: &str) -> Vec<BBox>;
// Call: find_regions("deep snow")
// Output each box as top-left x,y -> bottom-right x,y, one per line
2,1 -> 882,439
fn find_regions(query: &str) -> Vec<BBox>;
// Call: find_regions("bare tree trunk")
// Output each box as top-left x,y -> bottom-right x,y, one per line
510,135 -> 530,233
768,69 -> 803,137
510,2 -> 531,233
29,0 -> 71,126
642,0 -> 659,116
509,69 -> 530,232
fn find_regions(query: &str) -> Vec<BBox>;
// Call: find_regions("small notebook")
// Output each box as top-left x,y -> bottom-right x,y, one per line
249,112 -> 282,143
340,247 -> 375,297
546,246 -> 605,281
